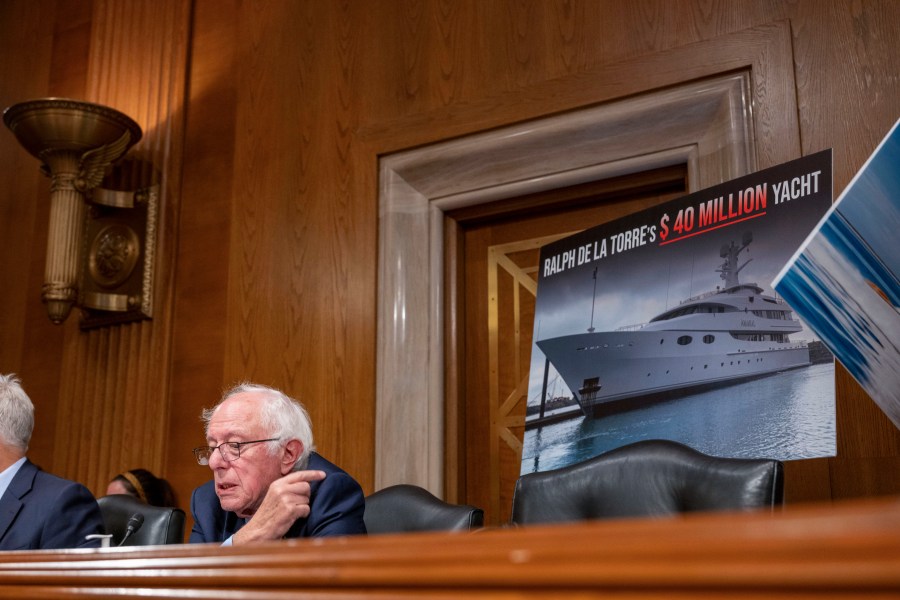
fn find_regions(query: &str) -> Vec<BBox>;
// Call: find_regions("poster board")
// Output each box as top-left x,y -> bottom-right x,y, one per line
524,151 -> 835,475
773,119 -> 900,430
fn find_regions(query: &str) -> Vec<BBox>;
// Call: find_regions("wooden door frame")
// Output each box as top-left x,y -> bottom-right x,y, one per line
370,21 -> 800,498
450,171 -> 689,520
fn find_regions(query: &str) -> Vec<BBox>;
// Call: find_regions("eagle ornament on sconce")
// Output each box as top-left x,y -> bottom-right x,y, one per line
3,98 -> 159,328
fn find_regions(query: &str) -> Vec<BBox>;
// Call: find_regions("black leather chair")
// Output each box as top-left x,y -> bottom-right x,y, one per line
97,494 -> 186,546
364,484 -> 484,534
511,439 -> 783,526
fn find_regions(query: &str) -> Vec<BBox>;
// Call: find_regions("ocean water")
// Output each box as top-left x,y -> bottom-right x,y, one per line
521,362 -> 836,475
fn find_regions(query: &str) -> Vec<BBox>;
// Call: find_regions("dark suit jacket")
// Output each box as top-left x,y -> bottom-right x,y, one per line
189,452 -> 367,543
0,459 -> 105,550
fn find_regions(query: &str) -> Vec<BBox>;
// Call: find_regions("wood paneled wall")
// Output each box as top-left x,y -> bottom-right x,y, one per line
0,0 -> 191,493
1,0 -> 899,523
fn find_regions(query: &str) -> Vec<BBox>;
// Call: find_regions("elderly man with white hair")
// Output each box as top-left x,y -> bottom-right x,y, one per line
189,382 -> 367,545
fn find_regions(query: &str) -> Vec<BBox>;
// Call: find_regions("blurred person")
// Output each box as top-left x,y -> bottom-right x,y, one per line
107,468 -> 178,508
189,382 -> 366,545
0,373 -> 105,550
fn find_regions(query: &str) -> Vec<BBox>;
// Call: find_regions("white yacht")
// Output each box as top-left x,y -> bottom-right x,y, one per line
537,232 -> 810,417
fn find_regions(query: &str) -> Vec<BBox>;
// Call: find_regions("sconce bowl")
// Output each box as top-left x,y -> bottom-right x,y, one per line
3,98 -> 142,160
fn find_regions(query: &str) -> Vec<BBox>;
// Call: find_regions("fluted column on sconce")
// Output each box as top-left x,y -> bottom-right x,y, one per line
43,151 -> 85,323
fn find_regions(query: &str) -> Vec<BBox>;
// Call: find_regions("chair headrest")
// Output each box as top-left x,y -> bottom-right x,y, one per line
97,494 -> 185,546
511,439 -> 783,525
364,484 -> 484,534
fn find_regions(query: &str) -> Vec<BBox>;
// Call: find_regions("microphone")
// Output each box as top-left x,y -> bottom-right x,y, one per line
117,513 -> 144,547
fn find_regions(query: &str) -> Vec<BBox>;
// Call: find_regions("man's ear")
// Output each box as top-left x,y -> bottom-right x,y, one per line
281,439 -> 303,474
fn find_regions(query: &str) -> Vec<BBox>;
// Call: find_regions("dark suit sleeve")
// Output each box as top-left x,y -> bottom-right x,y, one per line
43,482 -> 105,549
305,471 -> 367,537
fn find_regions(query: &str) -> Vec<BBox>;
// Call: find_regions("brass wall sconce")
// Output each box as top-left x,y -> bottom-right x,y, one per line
3,98 -> 159,328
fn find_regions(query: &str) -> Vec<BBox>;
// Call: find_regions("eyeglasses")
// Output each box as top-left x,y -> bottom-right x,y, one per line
192,438 -> 280,465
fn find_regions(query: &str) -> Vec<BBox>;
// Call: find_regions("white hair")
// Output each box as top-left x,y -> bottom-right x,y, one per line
201,382 -> 316,470
0,374 -> 35,453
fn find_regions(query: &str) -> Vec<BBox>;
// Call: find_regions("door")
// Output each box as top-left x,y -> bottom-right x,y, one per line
446,166 -> 687,525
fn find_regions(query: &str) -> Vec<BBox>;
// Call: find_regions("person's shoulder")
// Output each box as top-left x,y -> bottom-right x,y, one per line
189,480 -> 222,522
191,479 -> 217,500
308,452 -> 349,475
29,462 -> 87,491
23,463 -> 96,508
307,453 -> 364,495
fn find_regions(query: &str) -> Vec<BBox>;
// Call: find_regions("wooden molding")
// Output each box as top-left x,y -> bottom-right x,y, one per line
374,20 -> 799,495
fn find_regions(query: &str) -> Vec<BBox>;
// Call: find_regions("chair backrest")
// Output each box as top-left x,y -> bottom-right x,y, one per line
510,439 -> 783,526
97,494 -> 186,546
364,484 -> 484,534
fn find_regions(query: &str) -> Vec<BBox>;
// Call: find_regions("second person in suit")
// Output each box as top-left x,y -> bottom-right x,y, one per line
0,373 -> 105,551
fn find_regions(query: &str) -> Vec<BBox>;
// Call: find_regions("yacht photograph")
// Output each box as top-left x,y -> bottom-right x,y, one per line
523,153 -> 837,473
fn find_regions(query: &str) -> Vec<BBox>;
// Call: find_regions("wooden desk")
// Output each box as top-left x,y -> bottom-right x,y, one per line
0,496 -> 898,599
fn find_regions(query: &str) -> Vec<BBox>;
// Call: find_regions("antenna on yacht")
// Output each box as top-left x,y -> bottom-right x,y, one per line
717,231 -> 754,288
588,267 -> 598,332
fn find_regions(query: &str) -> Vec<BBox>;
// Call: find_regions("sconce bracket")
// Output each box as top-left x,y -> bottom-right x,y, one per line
78,182 -> 158,329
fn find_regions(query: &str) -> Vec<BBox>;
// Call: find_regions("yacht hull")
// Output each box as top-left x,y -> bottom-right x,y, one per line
537,330 -> 810,417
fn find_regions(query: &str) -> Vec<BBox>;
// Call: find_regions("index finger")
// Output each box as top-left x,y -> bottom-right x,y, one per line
283,469 -> 327,484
